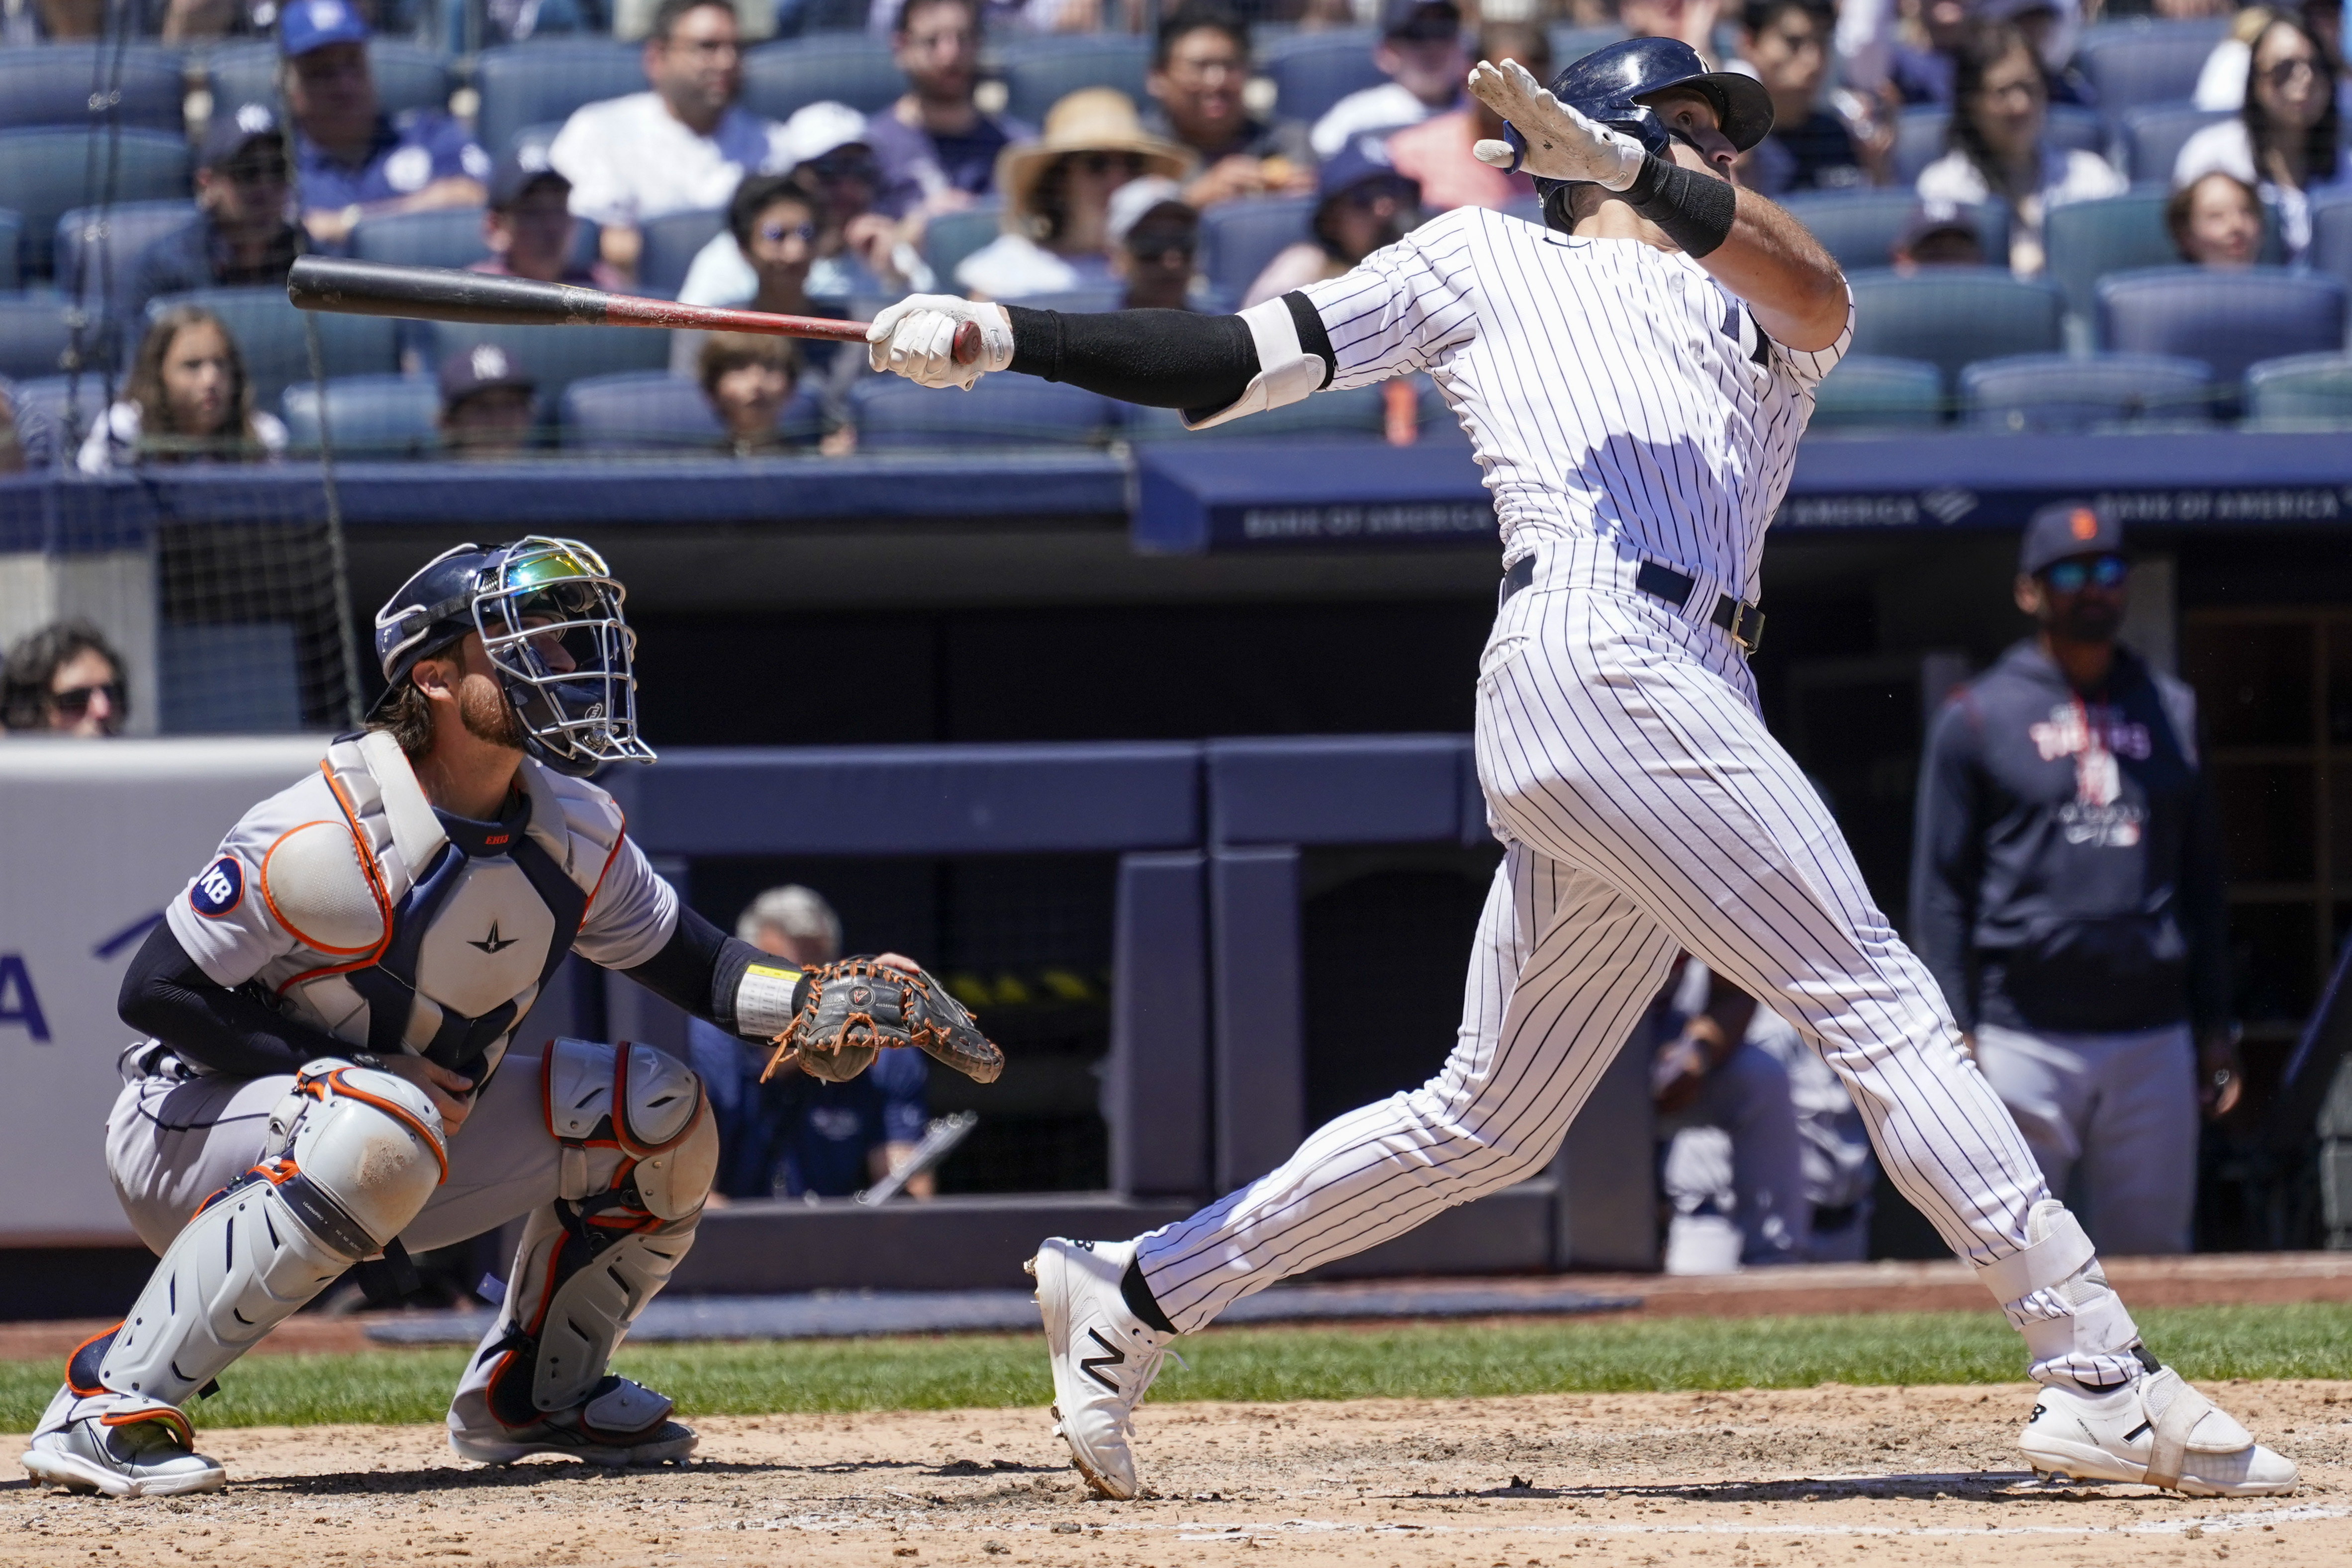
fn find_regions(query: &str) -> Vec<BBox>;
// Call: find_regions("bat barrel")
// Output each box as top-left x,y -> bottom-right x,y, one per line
288,255 -> 611,327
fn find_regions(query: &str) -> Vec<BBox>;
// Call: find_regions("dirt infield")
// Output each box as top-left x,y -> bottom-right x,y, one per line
5,1381 -> 2347,1567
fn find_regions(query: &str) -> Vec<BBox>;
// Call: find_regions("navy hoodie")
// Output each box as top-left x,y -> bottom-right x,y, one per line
1910,640 -> 2229,1036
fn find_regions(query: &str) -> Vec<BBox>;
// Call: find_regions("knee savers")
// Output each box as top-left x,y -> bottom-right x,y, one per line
93,1061 -> 445,1410
1973,1199 -> 2141,1366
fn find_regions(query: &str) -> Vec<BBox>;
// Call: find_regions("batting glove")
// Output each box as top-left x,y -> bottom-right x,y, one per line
1466,58 -> 1647,192
866,295 -> 1017,391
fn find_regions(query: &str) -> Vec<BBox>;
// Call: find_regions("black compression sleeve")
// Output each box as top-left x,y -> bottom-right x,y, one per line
1621,153 -> 1738,259
619,904 -> 748,1028
118,922 -> 345,1079
1005,296 -> 1336,413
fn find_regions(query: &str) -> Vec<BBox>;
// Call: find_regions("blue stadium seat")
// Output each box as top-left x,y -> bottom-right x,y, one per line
2245,352 -> 2352,426
1198,195 -> 1316,303
1894,104 -> 2105,184
1545,24 -> 1628,69
0,293 -> 89,381
10,371 -> 109,448
351,206 -> 493,270
280,373 -> 442,456
770,0 -> 871,34
849,371 -> 1115,448
1807,355 -> 1945,432
1846,269 -> 2066,387
1003,284 -> 1127,312
207,39 -> 454,121
0,211 -> 17,291
1779,189 -> 2005,272
52,200 -> 200,316
0,129 -> 190,279
2095,266 -> 2348,387
2078,19 -> 2232,121
638,207 -> 727,299
1125,381 -> 1389,442
2309,190 -> 2352,300
145,285 -> 402,409
2044,189 -> 2174,321
562,370 -> 723,451
924,202 -> 1002,286
998,35 -> 1153,128
474,41 -> 645,161
1261,28 -> 1384,126
429,318 -> 669,406
2121,103 -> 2231,184
0,45 -> 187,134
741,35 -> 908,122
1960,351 -> 2215,432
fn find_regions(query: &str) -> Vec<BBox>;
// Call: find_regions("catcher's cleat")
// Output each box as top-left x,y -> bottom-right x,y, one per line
2019,1367 -> 2297,1496
21,1409 -> 225,1498
448,1375 -> 698,1467
1032,1237 -> 1173,1500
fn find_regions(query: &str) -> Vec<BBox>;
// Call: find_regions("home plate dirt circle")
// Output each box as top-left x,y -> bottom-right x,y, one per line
5,1383 -> 2347,1567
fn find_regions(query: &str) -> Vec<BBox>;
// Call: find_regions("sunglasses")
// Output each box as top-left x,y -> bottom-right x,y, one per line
2042,554 -> 2128,594
2260,57 -> 2319,88
51,681 -> 125,720
758,220 -> 817,244
1071,152 -> 1145,177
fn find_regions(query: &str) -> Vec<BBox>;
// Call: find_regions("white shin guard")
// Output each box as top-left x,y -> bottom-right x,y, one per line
1974,1199 -> 2143,1378
48,1062 -> 444,1430
454,1040 -> 716,1437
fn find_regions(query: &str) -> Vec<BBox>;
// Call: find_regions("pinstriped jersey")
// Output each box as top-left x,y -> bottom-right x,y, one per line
1295,205 -> 1853,600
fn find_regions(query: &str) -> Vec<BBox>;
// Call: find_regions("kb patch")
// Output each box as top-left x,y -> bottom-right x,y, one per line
190,856 -> 244,918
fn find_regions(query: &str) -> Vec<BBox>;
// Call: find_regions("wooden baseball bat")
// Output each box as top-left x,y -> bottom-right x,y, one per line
285,255 -> 982,364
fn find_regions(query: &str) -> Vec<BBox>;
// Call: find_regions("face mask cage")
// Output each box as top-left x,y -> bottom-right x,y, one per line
471,537 -> 656,773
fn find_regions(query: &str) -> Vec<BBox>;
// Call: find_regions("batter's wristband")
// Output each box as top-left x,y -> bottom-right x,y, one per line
1621,153 -> 1737,259
1499,122 -> 1528,176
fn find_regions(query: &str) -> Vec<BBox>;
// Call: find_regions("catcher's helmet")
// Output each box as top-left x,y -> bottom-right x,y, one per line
1531,36 -> 1774,225
370,536 -> 655,777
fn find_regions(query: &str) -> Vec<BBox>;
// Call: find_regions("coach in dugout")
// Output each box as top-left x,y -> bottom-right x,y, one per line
1911,501 -> 2236,1256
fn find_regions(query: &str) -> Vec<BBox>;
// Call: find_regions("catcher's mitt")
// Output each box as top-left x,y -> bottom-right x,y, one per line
760,958 -> 1005,1086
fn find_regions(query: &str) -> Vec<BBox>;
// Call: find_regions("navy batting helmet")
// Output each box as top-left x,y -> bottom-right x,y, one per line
1531,37 -> 1774,224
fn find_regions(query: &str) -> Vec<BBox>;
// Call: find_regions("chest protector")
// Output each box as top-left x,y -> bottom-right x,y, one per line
256,730 -> 624,1081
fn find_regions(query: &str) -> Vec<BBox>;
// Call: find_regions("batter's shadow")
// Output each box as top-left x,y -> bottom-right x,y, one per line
220,1454 -> 942,1498
1442,1470 -> 2078,1504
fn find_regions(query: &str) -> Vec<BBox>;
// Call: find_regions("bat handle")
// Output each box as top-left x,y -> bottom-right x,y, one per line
951,320 -> 982,366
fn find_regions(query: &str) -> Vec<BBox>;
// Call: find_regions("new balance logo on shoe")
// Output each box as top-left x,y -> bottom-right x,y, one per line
1080,1328 -> 1125,1392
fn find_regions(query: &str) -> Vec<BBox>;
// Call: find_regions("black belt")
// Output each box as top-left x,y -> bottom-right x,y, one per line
1499,555 -> 1765,655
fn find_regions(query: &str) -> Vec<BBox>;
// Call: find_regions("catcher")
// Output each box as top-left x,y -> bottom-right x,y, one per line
21,537 -> 1000,1498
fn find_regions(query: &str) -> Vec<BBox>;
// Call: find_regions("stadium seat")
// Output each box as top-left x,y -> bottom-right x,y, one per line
924,202 -> 1002,287
474,40 -> 645,161
0,294 -> 88,381
2244,352 -> 2352,426
1261,28 -> 1385,126
0,211 -> 17,292
998,35 -> 1153,128
52,200 -> 201,315
1545,24 -> 1628,69
849,371 -> 1115,448
0,128 -> 190,280
10,370 -> 109,448
1779,189 -> 2005,272
1960,351 -> 2215,432
741,35 -> 907,122
2121,103 -> 2231,184
0,45 -> 187,134
638,207 -> 728,299
2044,189 -> 2177,321
2309,190 -> 2352,299
280,373 -> 443,457
561,369 -> 823,450
146,285 -> 402,409
1807,354 -> 1945,432
1125,381 -> 1389,442
351,206 -> 493,271
2095,266 -> 2348,388
1893,104 -> 2105,184
206,39 -> 454,120
1198,195 -> 1316,303
1002,284 -> 1127,312
2078,19 -> 2233,121
1845,269 -> 2066,387
429,318 -> 669,406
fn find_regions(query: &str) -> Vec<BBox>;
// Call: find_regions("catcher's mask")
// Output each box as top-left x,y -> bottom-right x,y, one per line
370,537 -> 655,777
1527,36 -> 1774,231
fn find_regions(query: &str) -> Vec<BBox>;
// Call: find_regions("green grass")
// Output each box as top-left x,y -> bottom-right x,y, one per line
7,1304 -> 2348,1433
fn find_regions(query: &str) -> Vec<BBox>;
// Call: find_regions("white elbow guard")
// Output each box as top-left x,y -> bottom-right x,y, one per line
1182,298 -> 1329,431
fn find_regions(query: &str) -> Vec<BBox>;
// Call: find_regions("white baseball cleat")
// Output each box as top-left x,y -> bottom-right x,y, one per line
22,1410 -> 226,1498
1030,1237 -> 1174,1500
2021,1367 -> 2298,1496
448,1375 -> 697,1467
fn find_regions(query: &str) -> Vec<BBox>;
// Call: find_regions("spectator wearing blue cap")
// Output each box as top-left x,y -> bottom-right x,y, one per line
278,0 -> 489,250
468,147 -> 626,288
122,103 -> 303,329
436,342 -> 537,459
1912,502 -> 2236,1258
1310,0 -> 1468,161
1239,137 -> 1419,308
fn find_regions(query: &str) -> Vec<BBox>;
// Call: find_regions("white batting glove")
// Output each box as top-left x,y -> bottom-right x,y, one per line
1466,58 -> 1648,192
865,295 -> 1017,391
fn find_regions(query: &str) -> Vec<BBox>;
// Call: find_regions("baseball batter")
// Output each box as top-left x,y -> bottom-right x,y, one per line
19,538 -> 994,1498
865,39 -> 2295,1501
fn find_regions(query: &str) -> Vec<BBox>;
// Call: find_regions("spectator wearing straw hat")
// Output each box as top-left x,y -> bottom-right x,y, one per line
123,103 -> 302,329
954,89 -> 1195,301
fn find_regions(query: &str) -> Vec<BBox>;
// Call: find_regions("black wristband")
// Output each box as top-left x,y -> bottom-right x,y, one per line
1620,152 -> 1738,260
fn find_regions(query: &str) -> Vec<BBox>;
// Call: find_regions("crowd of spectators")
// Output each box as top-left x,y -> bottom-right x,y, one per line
3,0 -> 2349,460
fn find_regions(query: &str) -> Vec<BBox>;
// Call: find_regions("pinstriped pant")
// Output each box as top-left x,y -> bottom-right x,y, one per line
1133,546 -> 2129,1385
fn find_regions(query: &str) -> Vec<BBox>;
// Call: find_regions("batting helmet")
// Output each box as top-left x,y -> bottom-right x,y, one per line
1530,36 -> 1774,224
